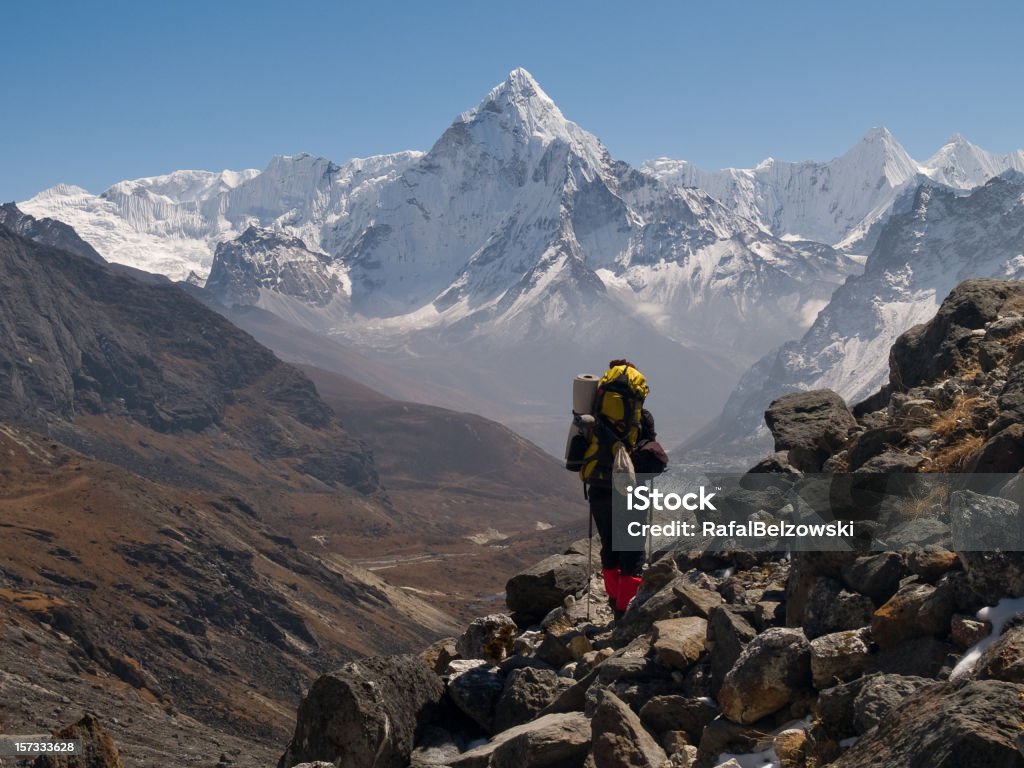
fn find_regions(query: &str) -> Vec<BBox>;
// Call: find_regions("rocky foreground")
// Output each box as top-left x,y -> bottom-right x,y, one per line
24,279 -> 1024,767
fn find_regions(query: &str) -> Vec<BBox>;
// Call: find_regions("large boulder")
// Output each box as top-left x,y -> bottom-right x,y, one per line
834,680 -> 1024,767
764,390 -> 857,472
959,551 -> 1024,604
591,690 -> 668,768
803,576 -> 875,639
278,655 -> 444,768
889,278 -> 1020,392
718,627 -> 812,724
448,712 -> 591,768
950,490 -> 1024,551
505,554 -> 589,625
32,714 -> 123,768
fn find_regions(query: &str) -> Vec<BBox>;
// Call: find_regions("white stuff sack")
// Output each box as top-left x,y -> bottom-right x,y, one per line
612,442 -> 636,495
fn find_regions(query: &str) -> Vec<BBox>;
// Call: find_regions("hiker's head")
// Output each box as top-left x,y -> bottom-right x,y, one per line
608,359 -> 634,369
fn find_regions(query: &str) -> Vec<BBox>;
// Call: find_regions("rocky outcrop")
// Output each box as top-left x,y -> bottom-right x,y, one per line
278,655 -> 444,768
32,714 -> 123,768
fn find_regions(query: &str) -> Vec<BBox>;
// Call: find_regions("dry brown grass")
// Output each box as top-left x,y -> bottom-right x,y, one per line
931,395 -> 981,438
894,482 -> 953,519
928,434 -> 986,473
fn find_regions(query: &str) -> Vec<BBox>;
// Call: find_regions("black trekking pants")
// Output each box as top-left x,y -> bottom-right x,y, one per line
588,485 -> 644,577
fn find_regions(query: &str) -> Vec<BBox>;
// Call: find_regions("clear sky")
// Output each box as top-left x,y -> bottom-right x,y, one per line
3,0 -> 1022,201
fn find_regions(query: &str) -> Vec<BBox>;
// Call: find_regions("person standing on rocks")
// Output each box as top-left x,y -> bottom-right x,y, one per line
578,360 -> 667,616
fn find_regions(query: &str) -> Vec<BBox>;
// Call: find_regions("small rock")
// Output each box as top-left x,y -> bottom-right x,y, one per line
773,728 -> 807,768
841,552 -> 905,603
950,614 -> 992,649
906,546 -> 959,582
494,667 -> 569,732
810,629 -> 873,689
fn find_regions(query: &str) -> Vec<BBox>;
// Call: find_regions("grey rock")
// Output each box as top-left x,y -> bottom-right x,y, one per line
448,665 -> 505,733
278,655 -> 443,768
803,577 -> 874,639
959,551 -> 1024,604
764,390 -> 857,473
852,674 -> 933,734
810,629 -> 873,689
842,552 -> 905,603
707,605 -> 757,695
506,554 -> 589,625
950,490 -> 1024,551
638,696 -> 717,744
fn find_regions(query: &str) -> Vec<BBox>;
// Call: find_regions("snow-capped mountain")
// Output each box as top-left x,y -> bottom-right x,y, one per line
644,128 -> 1024,253
21,68 -> 860,452
204,226 -> 348,329
21,154 -> 421,281
691,171 -> 1024,460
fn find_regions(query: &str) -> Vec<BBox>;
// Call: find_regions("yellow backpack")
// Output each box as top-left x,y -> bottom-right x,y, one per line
579,364 -> 649,488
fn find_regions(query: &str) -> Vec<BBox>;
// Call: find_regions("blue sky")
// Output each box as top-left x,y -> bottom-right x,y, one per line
3,0 -> 1022,201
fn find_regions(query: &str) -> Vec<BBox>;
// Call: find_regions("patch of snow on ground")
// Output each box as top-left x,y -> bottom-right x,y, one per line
950,595 -> 1024,681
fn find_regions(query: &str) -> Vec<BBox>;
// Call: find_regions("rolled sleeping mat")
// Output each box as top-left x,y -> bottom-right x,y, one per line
573,374 -> 599,414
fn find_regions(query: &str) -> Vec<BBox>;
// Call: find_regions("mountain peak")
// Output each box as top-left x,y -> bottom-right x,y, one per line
860,125 -> 895,143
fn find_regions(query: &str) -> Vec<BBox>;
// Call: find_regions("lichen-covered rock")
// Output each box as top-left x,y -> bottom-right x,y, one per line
652,617 -> 707,670
718,627 -> 812,724
950,490 -> 1024,551
836,680 -> 1024,767
810,628 -> 873,689
870,582 -> 954,650
457,614 -> 517,664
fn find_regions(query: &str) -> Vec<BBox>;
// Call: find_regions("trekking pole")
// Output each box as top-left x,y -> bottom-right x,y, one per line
586,510 -> 593,621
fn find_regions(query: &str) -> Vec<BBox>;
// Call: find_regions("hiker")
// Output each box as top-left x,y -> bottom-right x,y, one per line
577,360 -> 667,615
